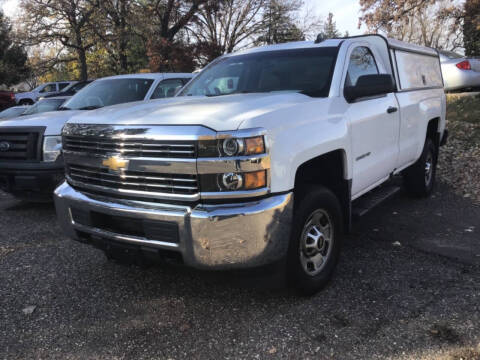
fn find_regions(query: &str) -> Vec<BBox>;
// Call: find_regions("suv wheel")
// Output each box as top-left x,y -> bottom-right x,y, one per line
404,137 -> 437,197
288,186 -> 343,295
19,99 -> 34,105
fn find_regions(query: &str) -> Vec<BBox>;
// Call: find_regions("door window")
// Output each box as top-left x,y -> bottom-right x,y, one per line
39,84 -> 57,93
151,79 -> 185,99
58,82 -> 70,90
345,47 -> 379,87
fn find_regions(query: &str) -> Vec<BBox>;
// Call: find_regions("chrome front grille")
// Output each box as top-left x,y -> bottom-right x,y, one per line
64,136 -> 196,158
66,164 -> 198,197
61,124 -> 212,202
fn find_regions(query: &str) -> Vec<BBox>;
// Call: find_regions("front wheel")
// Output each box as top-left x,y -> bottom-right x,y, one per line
287,187 -> 343,296
404,137 -> 437,197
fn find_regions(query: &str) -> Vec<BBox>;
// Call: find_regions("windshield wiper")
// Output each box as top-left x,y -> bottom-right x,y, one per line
58,106 -> 71,111
78,105 -> 103,110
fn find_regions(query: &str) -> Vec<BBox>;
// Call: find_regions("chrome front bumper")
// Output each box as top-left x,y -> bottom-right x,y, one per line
54,182 -> 293,269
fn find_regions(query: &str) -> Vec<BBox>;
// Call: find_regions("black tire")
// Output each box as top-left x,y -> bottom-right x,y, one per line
404,137 -> 437,197
287,186 -> 344,296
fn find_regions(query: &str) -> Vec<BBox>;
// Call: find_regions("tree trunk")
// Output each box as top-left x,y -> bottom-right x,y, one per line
77,48 -> 88,80
118,29 -> 128,72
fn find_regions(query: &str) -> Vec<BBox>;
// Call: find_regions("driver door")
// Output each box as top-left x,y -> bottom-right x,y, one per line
344,46 -> 400,198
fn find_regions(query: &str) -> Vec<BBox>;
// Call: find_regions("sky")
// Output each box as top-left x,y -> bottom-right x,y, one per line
304,0 -> 364,35
2,0 -> 364,35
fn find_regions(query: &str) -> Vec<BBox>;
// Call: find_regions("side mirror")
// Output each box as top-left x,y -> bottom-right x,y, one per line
344,74 -> 395,103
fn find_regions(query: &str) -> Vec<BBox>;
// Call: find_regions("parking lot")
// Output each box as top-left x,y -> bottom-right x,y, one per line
1,181 -> 479,360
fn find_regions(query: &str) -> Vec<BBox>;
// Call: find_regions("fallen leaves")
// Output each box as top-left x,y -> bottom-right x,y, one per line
438,94 -> 480,205
22,305 -> 36,315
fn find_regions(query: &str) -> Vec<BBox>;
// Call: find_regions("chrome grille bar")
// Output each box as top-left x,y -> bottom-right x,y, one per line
67,164 -> 198,195
64,136 -> 196,158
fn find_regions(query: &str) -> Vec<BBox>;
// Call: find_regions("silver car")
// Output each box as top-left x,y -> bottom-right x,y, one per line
439,51 -> 480,91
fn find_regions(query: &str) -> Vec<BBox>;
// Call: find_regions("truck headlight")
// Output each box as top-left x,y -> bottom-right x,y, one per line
43,136 -> 62,162
198,136 -> 266,157
201,170 -> 267,192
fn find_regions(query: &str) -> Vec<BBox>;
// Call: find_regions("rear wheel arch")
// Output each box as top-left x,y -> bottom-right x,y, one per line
18,98 -> 34,105
426,117 -> 441,147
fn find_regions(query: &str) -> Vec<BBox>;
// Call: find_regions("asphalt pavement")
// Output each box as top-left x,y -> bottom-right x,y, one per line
1,182 -> 479,359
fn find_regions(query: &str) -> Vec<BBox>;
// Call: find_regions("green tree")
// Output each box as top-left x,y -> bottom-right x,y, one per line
0,11 -> 30,86
320,12 -> 341,39
464,0 -> 480,56
94,0 -> 141,73
257,0 -> 305,45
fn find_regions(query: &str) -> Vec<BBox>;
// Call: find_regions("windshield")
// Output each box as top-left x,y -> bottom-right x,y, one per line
61,78 -> 154,110
59,82 -> 78,93
179,47 -> 338,98
61,81 -> 92,94
22,98 -> 65,115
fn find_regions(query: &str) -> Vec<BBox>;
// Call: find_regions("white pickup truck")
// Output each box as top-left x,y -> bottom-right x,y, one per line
55,35 -> 447,294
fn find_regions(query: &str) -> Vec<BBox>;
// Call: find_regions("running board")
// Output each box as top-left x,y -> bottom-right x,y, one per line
352,185 -> 401,219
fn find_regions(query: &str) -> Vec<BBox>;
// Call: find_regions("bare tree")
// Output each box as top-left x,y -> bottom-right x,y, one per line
359,0 -> 433,32
138,0 -> 214,71
19,0 -> 99,80
464,0 -> 480,56
360,0 -> 463,51
191,0 -> 265,64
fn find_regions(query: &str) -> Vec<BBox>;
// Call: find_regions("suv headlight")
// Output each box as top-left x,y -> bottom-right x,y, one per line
43,136 -> 62,162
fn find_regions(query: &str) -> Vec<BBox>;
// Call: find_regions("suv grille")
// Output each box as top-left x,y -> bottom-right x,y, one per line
0,129 -> 42,161
64,136 -> 196,158
67,164 -> 198,196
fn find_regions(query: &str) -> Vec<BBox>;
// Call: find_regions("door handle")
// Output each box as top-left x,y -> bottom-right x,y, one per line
387,106 -> 398,114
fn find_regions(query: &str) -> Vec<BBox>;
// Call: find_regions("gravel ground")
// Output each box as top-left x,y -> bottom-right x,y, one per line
438,94 -> 480,204
1,181 -> 480,360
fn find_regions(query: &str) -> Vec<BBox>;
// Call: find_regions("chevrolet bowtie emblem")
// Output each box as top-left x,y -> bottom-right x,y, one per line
102,156 -> 129,171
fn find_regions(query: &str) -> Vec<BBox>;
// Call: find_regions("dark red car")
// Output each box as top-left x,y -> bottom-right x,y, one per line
0,90 -> 16,111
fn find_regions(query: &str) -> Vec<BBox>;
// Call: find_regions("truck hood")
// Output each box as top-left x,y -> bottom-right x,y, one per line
0,110 -> 82,136
67,93 -> 313,131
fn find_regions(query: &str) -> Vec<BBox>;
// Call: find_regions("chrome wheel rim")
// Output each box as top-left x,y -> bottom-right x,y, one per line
299,209 -> 333,276
425,151 -> 433,186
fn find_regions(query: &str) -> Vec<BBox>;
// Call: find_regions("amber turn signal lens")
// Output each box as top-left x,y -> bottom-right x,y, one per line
244,170 -> 266,189
244,136 -> 265,155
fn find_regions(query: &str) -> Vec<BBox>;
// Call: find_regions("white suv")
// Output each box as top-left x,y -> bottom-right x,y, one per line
15,81 -> 76,105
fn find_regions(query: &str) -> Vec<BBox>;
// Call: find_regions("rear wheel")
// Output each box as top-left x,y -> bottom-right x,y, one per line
404,137 -> 437,197
288,187 -> 343,295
